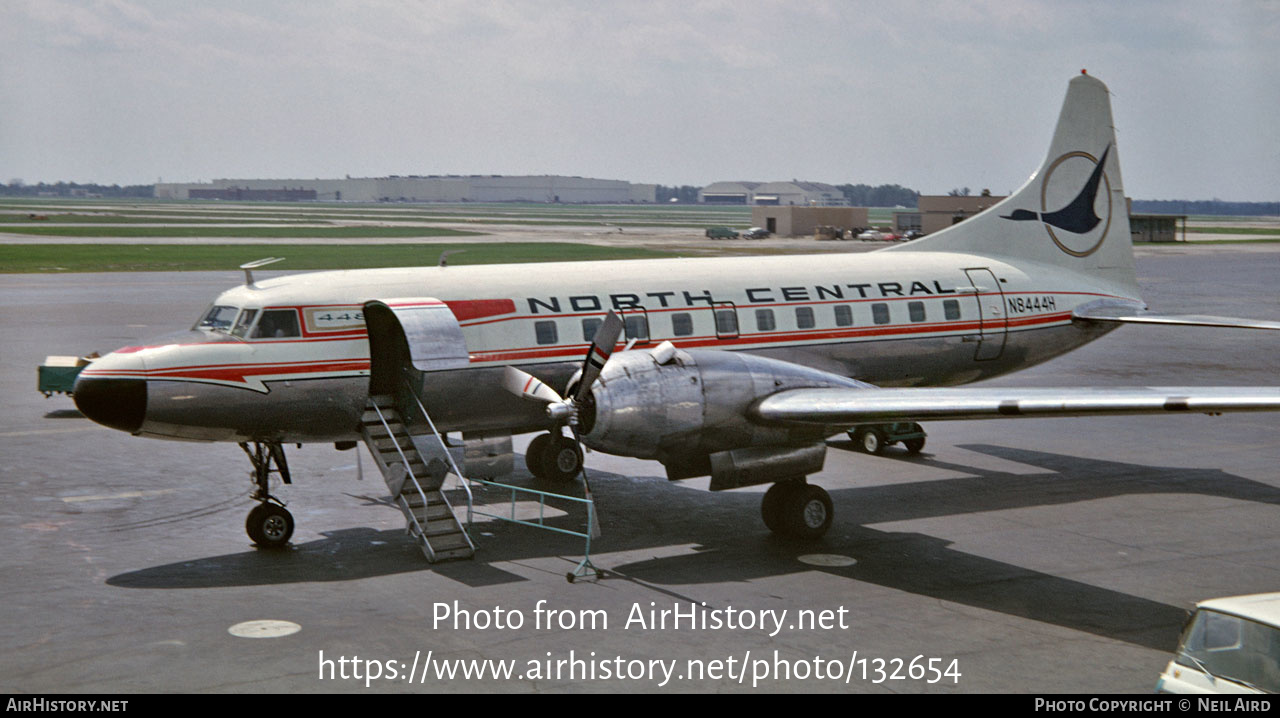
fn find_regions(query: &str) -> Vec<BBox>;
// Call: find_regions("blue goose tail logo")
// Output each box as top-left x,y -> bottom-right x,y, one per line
1002,144 -> 1113,257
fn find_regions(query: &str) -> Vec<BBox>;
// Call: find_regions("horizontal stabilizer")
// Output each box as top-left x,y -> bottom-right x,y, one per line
753,386 -> 1280,426
1073,301 -> 1280,330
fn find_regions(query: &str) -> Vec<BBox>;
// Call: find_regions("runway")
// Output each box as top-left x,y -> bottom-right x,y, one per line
2,244 -> 1278,693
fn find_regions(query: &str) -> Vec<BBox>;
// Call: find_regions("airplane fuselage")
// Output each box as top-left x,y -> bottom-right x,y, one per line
76,250 -> 1130,444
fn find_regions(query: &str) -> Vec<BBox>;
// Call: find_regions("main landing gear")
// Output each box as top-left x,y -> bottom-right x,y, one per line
239,441 -> 295,549
524,432 -> 584,482
761,479 -> 833,539
849,422 -> 926,456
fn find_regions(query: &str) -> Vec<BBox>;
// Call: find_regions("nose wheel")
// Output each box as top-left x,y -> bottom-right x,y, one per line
246,502 -> 294,548
239,440 -> 295,549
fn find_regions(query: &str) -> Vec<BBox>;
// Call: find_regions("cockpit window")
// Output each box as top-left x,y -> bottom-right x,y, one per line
230,309 -> 259,338
252,309 -> 301,339
197,305 -> 239,332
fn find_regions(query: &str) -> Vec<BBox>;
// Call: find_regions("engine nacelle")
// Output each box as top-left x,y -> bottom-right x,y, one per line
576,346 -> 868,478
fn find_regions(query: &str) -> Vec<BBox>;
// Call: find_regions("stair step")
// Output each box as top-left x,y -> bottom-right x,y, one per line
361,412 -> 404,426
426,532 -> 472,552
424,545 -> 474,562
409,503 -> 456,522
371,436 -> 416,452
423,522 -> 465,539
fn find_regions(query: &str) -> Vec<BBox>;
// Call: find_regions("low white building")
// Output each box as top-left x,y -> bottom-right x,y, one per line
156,176 -> 656,203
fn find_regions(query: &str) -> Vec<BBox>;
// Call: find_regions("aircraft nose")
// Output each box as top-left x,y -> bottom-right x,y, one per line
74,378 -> 147,434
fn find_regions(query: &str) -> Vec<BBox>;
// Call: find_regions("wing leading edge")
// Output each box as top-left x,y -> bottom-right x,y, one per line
752,386 -> 1280,426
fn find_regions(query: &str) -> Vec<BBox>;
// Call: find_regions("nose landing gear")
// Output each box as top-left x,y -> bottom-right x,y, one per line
239,441 -> 295,548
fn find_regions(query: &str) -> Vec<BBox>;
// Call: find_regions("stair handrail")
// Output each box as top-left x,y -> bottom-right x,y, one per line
402,383 -> 476,555
403,380 -> 475,531
368,399 -> 437,562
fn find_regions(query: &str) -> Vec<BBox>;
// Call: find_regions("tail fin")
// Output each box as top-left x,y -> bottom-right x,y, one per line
888,72 -> 1138,298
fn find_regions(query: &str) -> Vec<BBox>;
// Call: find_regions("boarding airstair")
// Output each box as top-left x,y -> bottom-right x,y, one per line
361,394 -> 474,562
358,298 -> 599,579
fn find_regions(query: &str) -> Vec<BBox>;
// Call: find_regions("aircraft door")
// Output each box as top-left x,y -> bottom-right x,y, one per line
963,268 -> 1008,361
713,301 -> 740,340
363,298 -> 470,396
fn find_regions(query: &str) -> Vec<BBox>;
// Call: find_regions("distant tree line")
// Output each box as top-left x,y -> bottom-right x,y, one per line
1130,199 -> 1280,217
1,180 -> 154,198
654,185 -> 701,203
836,183 -> 920,207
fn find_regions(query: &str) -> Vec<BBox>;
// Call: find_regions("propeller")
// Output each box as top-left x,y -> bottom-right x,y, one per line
501,311 -> 625,539
501,310 -> 624,424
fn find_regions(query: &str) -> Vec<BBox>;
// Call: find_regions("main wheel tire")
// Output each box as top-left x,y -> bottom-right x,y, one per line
857,427 -> 886,455
901,436 -> 926,455
539,435 -> 583,482
246,503 -> 294,548
761,482 -> 795,533
525,434 -> 552,477
781,484 -> 833,540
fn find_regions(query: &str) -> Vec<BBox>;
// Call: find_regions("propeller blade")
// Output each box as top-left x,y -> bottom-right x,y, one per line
570,426 -> 602,539
575,311 -> 623,403
502,366 -> 563,403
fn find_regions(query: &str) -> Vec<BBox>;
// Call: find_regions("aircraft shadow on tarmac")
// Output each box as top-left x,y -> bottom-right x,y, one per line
107,443 -> 1280,651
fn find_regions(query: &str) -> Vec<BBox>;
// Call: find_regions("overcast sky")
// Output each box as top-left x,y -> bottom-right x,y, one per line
2,1 -> 1277,201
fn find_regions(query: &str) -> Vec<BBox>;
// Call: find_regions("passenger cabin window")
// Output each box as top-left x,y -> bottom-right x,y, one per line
795,307 -> 815,329
908,301 -> 926,323
834,305 -> 853,327
755,309 -> 776,331
231,309 -> 259,338
624,314 -> 649,342
581,317 -> 602,342
943,299 -> 961,320
252,309 -> 301,339
535,320 -> 558,345
872,303 -> 890,325
671,313 -> 693,337
198,305 -> 239,332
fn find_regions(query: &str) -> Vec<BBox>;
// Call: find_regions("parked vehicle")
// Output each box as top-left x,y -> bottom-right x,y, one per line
705,226 -> 740,239
856,229 -> 885,241
743,227 -> 771,239
1156,593 -> 1280,694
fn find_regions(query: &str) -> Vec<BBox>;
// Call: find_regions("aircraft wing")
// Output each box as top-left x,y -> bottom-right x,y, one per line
1072,299 -> 1280,330
752,386 -> 1280,426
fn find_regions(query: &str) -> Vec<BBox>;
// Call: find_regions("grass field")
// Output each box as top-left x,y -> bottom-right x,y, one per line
0,225 -> 481,239
0,242 -> 679,273
2,198 -> 1276,272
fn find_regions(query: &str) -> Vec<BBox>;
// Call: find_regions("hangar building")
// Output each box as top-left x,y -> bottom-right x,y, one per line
698,181 -> 846,206
156,176 -> 657,204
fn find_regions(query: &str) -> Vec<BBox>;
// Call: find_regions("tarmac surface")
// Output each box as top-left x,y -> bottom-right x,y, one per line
2,244 -> 1279,693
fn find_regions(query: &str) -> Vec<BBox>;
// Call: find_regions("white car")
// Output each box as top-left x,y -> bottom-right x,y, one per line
856,229 -> 884,241
1156,593 -> 1280,694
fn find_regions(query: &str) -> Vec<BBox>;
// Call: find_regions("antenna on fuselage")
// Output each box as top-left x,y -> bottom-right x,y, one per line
240,257 -> 285,286
438,249 -> 466,267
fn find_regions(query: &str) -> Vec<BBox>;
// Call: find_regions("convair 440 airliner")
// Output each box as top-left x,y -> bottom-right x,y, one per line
74,73 -> 1280,558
